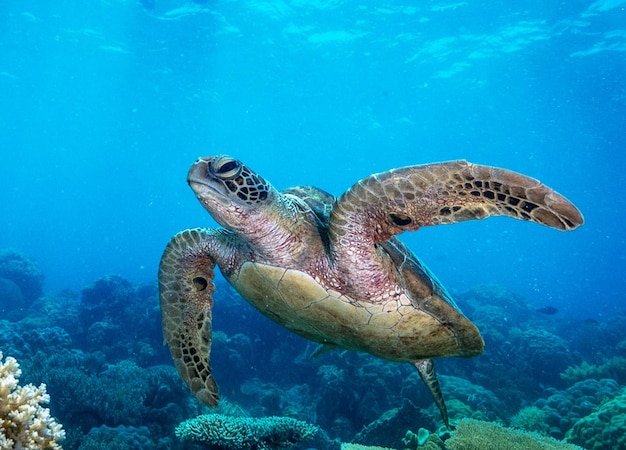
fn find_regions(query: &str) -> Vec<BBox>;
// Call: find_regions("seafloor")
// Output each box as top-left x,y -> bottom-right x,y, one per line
0,248 -> 624,449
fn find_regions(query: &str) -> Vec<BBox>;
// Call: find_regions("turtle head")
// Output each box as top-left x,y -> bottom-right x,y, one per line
187,155 -> 275,229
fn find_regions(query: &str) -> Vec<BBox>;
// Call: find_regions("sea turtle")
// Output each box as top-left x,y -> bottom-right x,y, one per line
159,155 -> 583,427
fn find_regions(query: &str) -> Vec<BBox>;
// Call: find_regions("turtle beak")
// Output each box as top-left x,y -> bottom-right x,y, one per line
187,157 -> 231,204
187,157 -> 209,189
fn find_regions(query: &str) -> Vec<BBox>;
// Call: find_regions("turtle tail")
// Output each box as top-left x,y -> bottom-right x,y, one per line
159,228 -> 220,407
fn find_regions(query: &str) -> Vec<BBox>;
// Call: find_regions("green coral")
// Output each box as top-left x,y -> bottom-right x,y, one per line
402,428 -> 430,448
429,376 -> 504,423
516,329 -> 575,382
565,389 -> 626,449
443,398 -> 489,422
560,356 -> 626,384
175,413 -> 318,449
400,430 -> 447,450
341,444 -> 394,450
353,398 -> 436,448
510,406 -> 550,434
77,425 -> 154,450
446,419 -> 583,450
534,378 -> 620,439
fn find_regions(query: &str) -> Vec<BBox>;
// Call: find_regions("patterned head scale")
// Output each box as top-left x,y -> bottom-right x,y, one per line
205,155 -> 270,205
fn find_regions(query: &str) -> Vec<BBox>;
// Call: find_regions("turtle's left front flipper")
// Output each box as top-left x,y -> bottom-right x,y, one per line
158,228 -> 223,407
329,160 -> 583,246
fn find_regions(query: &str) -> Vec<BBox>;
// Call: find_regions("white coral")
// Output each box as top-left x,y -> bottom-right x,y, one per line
0,352 -> 65,449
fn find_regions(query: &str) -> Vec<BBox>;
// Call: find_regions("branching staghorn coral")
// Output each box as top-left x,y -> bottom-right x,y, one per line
0,352 -> 65,449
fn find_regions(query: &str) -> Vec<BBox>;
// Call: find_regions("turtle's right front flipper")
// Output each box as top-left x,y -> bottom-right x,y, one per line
158,228 -> 226,407
329,160 -> 583,249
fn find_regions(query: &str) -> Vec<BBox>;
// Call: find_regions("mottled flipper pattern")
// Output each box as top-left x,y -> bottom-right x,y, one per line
415,359 -> 450,429
329,160 -> 584,246
158,228 -> 220,407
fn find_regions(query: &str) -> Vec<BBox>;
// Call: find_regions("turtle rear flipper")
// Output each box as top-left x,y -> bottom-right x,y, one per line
158,228 -> 222,407
329,160 -> 584,249
415,359 -> 452,429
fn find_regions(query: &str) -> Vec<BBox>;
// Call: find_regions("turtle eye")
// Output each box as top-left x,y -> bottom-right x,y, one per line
209,156 -> 242,180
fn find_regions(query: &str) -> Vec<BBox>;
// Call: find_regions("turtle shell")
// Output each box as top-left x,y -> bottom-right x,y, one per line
229,259 -> 483,362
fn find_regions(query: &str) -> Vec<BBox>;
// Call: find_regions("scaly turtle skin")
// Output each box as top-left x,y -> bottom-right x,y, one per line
159,156 -> 583,428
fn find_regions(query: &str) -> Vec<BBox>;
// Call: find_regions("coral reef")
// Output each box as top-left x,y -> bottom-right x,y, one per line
459,284 -> 542,344
352,398 -> 436,449
314,363 -> 359,438
400,432 -> 447,450
24,327 -> 73,355
560,356 -> 626,384
18,291 -> 82,339
439,399 -> 489,423
431,376 -> 505,423
514,329 -> 578,387
0,320 -> 29,359
401,428 -> 431,448
510,406 -> 549,434
320,353 -> 412,439
565,388 -> 626,450
79,275 -> 136,324
175,413 -> 318,449
0,352 -> 65,449
340,444 -> 394,450
78,425 -> 172,450
2,265 -> 622,450
460,284 -> 533,322
448,284 -> 582,408
400,427 -> 449,449
76,425 -> 159,450
20,348 -> 201,446
446,418 -> 582,450
0,277 -> 23,317
533,378 -> 620,439
238,378 -> 316,422
0,248 -> 44,305
77,275 -> 164,364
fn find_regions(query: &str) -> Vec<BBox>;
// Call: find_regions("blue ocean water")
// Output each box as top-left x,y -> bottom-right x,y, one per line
1,0 -> 624,318
0,1 -> 625,449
